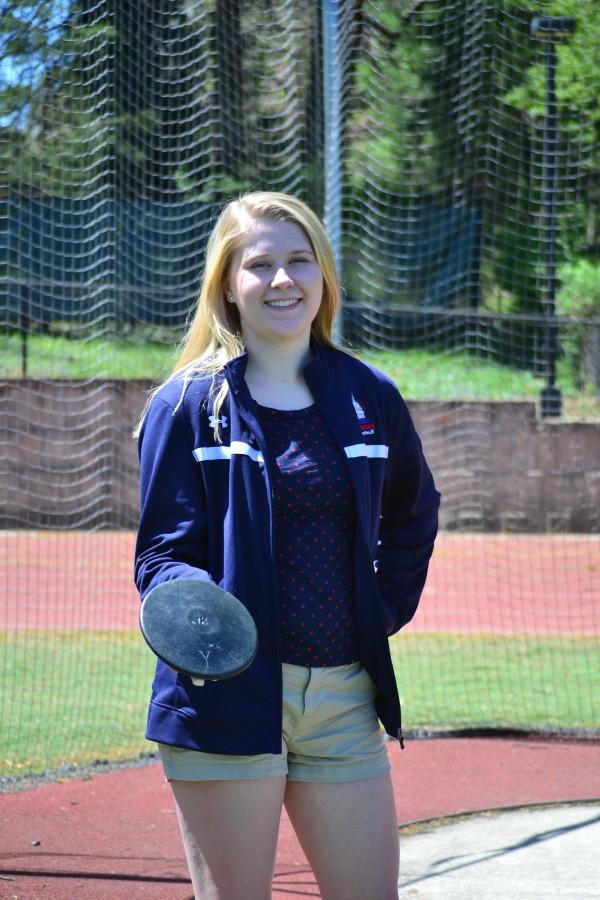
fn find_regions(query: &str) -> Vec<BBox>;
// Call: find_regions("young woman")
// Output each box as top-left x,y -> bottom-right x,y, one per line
134,191 -> 440,900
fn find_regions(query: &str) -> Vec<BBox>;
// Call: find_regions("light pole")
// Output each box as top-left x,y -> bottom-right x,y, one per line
530,15 -> 576,417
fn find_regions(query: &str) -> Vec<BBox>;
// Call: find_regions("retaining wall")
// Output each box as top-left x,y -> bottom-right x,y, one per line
2,381 -> 599,531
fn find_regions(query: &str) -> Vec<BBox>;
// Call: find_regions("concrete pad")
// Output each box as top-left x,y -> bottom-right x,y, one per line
399,802 -> 600,898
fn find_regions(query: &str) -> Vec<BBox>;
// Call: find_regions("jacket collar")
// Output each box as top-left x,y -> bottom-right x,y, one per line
222,340 -> 364,437
222,351 -> 250,405
304,344 -> 364,452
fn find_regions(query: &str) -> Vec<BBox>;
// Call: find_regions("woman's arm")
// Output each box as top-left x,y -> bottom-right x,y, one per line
134,395 -> 213,599
375,387 -> 440,635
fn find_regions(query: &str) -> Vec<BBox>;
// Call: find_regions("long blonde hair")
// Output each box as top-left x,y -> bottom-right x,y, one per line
135,192 -> 341,439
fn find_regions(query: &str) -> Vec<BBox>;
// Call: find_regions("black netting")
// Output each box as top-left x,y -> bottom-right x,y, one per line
1,1 -> 599,779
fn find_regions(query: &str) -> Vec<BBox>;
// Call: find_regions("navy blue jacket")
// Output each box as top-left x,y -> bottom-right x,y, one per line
135,343 -> 440,754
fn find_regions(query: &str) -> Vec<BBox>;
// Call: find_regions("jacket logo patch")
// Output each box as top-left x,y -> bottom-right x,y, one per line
208,414 -> 228,430
351,395 -> 376,436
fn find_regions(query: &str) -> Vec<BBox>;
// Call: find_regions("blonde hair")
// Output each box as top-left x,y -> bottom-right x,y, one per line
134,191 -> 341,439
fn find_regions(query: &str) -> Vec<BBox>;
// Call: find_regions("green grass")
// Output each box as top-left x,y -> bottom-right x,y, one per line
3,330 -> 178,380
0,630 -> 155,778
5,332 -> 599,418
2,334 -> 545,395
1,629 -> 598,778
362,349 -> 600,419
390,633 -> 600,733
361,349 -> 546,400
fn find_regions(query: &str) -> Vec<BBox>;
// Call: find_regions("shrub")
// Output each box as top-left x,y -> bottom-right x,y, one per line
556,259 -> 600,391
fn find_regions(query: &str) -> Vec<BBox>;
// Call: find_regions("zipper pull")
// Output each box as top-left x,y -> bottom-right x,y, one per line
397,727 -> 405,750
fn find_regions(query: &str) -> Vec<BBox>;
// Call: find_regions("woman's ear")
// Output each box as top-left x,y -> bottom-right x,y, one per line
222,281 -> 234,303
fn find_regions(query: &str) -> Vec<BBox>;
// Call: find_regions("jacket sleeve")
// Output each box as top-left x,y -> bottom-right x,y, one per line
375,383 -> 440,635
134,394 -> 213,599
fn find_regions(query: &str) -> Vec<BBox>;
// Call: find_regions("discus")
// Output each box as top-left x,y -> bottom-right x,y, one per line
140,579 -> 258,686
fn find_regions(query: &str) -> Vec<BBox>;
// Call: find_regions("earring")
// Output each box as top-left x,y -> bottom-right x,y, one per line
226,291 -> 234,302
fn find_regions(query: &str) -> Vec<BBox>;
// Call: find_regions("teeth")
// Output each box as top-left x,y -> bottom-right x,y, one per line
266,298 -> 300,308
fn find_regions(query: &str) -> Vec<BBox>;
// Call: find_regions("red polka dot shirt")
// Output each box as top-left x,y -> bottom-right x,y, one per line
256,403 -> 360,667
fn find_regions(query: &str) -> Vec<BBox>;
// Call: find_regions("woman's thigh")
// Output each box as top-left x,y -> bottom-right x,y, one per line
284,772 -> 399,900
171,776 -> 287,900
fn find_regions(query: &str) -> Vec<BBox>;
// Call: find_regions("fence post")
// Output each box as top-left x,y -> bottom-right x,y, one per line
531,15 -> 576,417
20,282 -> 29,378
321,0 -> 343,342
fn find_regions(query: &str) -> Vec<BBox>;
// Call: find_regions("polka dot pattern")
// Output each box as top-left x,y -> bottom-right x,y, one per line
256,403 -> 360,666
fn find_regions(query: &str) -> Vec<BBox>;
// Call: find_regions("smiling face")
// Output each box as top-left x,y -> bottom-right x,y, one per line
223,218 -> 324,355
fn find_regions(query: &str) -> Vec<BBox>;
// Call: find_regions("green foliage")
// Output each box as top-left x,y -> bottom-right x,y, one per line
557,259 -> 600,317
502,0 -> 600,264
346,0 -> 600,313
505,0 -> 600,143
490,225 -> 545,312
0,10 -> 117,196
1,0 -> 599,315
346,3 -> 438,196
556,259 -> 600,390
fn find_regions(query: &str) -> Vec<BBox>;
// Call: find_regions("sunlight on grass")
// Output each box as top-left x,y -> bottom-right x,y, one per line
5,332 -> 598,418
1,629 -> 597,778
0,630 -> 155,777
390,633 -> 600,733
361,348 -> 580,401
4,331 -> 178,380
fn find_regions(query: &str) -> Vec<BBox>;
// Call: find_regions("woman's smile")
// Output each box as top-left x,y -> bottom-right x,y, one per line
265,297 -> 302,308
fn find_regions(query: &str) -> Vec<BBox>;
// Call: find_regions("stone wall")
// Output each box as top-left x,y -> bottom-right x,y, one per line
2,380 -> 145,529
2,381 -> 599,531
409,401 -> 600,532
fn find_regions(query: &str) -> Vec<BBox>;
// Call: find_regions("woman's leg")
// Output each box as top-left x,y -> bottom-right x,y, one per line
284,772 -> 399,900
170,776 -> 287,900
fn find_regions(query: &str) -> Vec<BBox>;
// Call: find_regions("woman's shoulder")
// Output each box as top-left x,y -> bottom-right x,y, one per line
150,368 -> 218,413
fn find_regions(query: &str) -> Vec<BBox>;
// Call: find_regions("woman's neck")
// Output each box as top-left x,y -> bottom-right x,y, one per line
243,337 -> 315,410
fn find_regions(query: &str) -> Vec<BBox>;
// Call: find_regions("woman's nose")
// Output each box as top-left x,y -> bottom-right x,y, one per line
271,266 -> 294,288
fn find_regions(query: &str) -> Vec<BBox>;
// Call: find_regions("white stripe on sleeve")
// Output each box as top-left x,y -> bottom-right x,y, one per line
193,441 -> 264,463
344,443 -> 389,459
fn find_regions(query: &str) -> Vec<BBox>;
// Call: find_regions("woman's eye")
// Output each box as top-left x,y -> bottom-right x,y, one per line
248,257 -> 310,270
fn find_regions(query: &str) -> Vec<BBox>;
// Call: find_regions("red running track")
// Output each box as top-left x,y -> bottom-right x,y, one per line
1,531 -> 599,634
1,738 -> 600,899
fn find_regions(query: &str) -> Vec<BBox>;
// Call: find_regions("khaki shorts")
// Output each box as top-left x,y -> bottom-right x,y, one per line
157,661 -> 391,783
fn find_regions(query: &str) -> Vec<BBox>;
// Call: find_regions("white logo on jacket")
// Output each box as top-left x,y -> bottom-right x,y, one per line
351,395 -> 375,436
208,414 -> 228,430
352,396 -> 367,420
